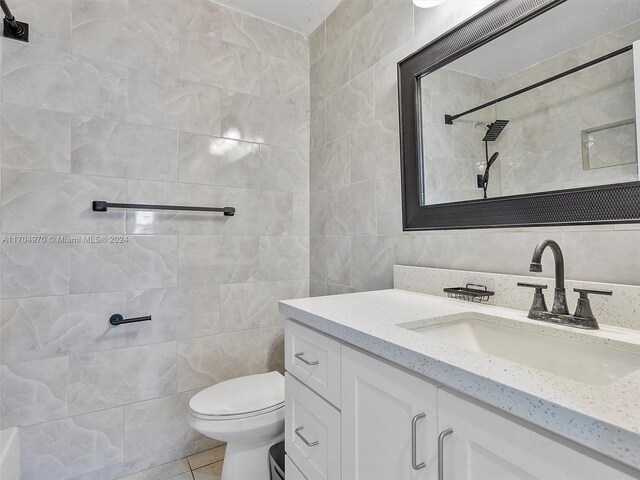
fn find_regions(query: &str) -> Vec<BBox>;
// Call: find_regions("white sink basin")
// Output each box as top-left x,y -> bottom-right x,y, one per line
406,314 -> 640,386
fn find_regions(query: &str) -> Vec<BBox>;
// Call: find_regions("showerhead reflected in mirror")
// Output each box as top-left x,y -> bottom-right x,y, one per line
417,0 -> 640,206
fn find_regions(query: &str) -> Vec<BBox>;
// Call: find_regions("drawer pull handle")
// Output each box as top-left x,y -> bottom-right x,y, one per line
411,413 -> 426,470
294,352 -> 319,366
295,426 -> 319,447
438,428 -> 454,480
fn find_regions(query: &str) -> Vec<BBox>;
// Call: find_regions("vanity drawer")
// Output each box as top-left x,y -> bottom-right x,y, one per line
285,373 -> 341,480
285,455 -> 308,480
285,320 -> 341,407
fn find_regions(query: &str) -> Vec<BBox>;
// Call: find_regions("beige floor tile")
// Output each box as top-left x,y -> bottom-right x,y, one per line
187,445 -> 226,470
192,461 -> 223,480
167,473 -> 194,480
117,459 -> 192,480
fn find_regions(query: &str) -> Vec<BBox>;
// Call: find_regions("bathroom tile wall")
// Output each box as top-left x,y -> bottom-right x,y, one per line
309,0 -> 640,297
0,1 -> 309,479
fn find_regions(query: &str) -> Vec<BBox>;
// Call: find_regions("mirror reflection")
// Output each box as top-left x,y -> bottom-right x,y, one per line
418,0 -> 640,206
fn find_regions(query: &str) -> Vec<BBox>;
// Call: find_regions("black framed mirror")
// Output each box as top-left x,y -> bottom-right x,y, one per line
398,0 -> 640,230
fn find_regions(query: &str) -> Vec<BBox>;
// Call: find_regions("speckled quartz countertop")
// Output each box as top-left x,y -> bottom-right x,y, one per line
279,289 -> 640,471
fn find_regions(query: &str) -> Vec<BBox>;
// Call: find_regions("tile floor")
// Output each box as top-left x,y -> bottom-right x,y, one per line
118,445 -> 225,480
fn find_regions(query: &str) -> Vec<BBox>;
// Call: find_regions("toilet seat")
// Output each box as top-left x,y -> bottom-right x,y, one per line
189,402 -> 285,421
189,371 -> 284,421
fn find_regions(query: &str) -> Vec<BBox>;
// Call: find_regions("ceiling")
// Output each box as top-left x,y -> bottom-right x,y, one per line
214,0 -> 344,34
448,0 -> 640,81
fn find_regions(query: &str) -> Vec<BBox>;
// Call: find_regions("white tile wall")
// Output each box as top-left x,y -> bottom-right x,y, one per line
0,1 -> 309,479
309,0 -> 640,298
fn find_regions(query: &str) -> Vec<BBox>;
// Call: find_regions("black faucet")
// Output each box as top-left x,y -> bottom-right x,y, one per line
519,240 -> 612,329
528,239 -> 569,315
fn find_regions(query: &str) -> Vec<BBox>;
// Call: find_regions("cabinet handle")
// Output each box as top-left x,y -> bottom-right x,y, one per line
438,428 -> 454,480
411,413 -> 426,470
294,352 -> 319,366
295,426 -> 319,447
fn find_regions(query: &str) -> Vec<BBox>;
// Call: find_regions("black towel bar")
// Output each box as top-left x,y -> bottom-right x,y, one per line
93,201 -> 235,216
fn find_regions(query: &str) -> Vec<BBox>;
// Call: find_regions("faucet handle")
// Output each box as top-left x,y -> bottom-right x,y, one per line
517,283 -> 548,319
517,282 -> 548,293
572,288 -> 611,330
573,288 -> 612,298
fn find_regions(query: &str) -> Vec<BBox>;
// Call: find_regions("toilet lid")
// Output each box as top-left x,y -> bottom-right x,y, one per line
189,371 -> 284,418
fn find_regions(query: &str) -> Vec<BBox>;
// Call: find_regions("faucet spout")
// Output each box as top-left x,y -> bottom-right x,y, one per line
529,240 -> 568,315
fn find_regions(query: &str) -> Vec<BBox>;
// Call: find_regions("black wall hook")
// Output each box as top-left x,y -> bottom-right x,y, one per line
110,314 -> 152,326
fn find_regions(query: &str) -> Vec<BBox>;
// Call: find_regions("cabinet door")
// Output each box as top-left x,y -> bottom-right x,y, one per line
437,389 -> 637,480
342,346 -> 438,480
286,374 -> 341,480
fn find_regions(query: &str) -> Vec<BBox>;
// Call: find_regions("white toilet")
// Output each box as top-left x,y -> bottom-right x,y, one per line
187,371 -> 285,480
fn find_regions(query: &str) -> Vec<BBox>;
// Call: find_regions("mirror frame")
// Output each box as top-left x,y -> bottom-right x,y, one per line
398,0 -> 640,230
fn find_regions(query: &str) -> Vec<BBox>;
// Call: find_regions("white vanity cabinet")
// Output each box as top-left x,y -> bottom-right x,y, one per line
437,389 -> 636,480
341,346 -> 439,480
284,320 -> 638,480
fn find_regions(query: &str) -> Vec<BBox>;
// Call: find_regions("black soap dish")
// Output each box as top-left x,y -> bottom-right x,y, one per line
444,284 -> 494,303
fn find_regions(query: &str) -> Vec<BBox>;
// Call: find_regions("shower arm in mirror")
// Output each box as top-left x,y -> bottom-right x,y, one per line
397,0 -> 640,231
444,44 -> 633,125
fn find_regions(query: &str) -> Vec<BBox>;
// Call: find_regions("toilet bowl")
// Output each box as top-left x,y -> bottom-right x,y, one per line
187,371 -> 285,480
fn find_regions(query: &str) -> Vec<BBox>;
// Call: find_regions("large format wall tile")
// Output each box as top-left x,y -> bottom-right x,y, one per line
326,180 -> 377,235
21,407 -> 124,480
1,243 -> 70,298
70,236 -> 178,294
128,0 -> 224,36
179,32 -> 260,95
72,0 -> 178,76
124,391 -> 218,462
0,356 -> 68,428
259,146 -> 308,193
71,117 -> 178,181
375,173 -> 403,235
219,187 -> 292,236
350,115 -> 400,182
350,0 -> 413,78
219,280 -> 293,333
126,180 -> 222,235
3,42 -> 128,119
325,66 -> 375,142
0,292 -> 126,365
259,236 -> 309,281
178,235 -> 259,286
178,132 -> 260,188
310,21 -> 326,65
310,98 -> 326,150
1,104 -> 71,172
68,342 -> 177,415
326,0 -> 374,51
1,169 -> 126,234
221,91 -> 298,148
292,192 -> 310,237
310,34 -> 351,102
125,76 -> 222,135
125,286 -> 221,346
221,9 -> 294,59
310,136 -> 350,192
261,54 -> 308,102
177,326 -> 282,391
310,236 -> 351,286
